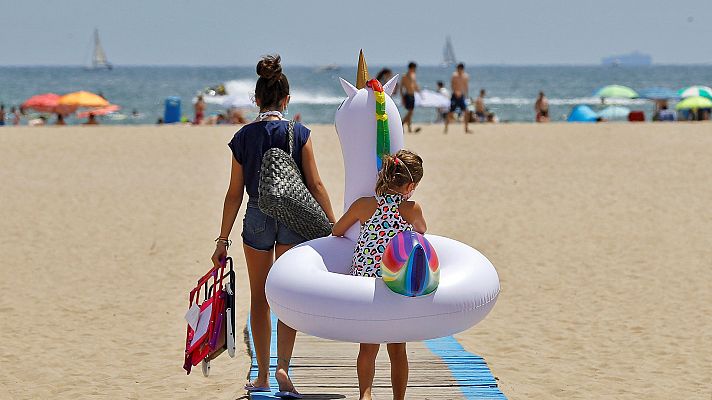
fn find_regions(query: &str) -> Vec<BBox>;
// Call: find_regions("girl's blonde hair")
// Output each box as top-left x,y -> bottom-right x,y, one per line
375,149 -> 423,196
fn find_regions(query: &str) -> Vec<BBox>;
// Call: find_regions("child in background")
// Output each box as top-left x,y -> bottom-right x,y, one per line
332,149 -> 427,400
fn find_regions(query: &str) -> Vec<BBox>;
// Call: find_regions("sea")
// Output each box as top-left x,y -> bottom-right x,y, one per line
1,65 -> 711,125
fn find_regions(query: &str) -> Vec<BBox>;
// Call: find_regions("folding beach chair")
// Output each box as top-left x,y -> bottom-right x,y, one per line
183,257 -> 236,376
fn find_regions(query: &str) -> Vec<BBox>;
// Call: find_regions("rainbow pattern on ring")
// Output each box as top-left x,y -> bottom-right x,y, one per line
367,79 -> 390,170
381,231 -> 440,297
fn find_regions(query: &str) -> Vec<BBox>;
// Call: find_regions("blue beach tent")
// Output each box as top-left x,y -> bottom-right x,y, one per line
567,105 -> 598,122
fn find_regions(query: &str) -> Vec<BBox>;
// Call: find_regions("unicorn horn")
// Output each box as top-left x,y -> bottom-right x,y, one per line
356,49 -> 369,89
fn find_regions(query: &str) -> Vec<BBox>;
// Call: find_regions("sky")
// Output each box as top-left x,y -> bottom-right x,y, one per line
1,0 -> 711,66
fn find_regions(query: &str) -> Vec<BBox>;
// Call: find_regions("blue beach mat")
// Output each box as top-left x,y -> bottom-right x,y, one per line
247,314 -> 506,399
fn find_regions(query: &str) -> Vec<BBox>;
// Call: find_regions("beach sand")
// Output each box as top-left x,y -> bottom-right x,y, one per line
0,123 -> 710,399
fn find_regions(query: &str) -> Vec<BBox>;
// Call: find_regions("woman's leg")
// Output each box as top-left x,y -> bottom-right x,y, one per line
387,343 -> 408,400
274,243 -> 299,393
357,343 -> 380,400
244,243 -> 274,388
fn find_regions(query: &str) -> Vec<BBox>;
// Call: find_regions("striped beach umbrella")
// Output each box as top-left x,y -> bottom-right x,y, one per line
594,85 -> 638,99
678,86 -> 712,99
675,96 -> 712,110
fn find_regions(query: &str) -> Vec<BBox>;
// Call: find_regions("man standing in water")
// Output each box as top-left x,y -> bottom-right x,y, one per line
400,62 -> 420,133
445,63 -> 471,133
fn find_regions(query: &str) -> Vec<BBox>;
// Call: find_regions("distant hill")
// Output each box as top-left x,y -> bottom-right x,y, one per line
601,51 -> 652,66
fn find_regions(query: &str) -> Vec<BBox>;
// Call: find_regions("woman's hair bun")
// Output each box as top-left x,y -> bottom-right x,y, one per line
256,55 -> 283,80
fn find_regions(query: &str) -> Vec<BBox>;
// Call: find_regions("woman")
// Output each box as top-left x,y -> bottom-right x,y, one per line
211,55 -> 336,397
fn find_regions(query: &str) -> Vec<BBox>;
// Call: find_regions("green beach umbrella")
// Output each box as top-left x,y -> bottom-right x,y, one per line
594,85 -> 638,99
678,85 -> 712,99
675,96 -> 712,110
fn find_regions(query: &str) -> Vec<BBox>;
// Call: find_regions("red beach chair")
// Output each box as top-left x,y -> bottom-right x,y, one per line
183,257 -> 236,376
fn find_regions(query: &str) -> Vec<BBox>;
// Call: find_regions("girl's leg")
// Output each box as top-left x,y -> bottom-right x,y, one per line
274,243 -> 299,394
387,343 -> 408,400
244,244 -> 274,388
357,343 -> 380,400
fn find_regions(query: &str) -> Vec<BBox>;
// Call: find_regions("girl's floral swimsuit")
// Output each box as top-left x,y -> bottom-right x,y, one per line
351,193 -> 413,277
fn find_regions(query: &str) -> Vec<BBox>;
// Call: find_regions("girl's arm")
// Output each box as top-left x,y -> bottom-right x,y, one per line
211,157 -> 244,267
332,200 -> 363,237
403,201 -> 427,234
301,137 -> 336,223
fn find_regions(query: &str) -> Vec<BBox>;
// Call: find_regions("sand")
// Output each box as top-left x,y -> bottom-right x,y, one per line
0,122 -> 710,399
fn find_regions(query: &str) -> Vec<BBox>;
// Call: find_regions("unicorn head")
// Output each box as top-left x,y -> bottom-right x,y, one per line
335,50 -> 404,240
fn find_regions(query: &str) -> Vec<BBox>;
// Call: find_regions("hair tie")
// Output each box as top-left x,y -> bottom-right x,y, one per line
394,157 -> 401,165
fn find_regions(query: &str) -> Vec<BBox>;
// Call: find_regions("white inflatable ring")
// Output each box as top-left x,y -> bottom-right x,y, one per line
265,235 -> 500,343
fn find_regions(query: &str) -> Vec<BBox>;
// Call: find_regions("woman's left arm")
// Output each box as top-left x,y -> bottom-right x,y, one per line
301,137 -> 336,223
211,157 -> 244,267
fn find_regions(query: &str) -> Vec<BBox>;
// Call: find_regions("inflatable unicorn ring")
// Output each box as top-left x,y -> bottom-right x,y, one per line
265,51 -> 500,343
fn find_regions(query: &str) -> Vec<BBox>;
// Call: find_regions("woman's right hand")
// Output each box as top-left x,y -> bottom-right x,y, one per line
211,244 -> 228,268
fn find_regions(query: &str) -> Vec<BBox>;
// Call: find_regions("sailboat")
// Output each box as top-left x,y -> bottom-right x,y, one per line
86,29 -> 112,70
441,36 -> 457,67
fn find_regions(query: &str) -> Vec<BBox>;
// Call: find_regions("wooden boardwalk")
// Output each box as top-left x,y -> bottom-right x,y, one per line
245,316 -> 506,400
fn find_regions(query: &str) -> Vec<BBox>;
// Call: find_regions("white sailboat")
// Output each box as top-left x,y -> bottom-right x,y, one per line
87,29 -> 112,70
442,36 -> 457,67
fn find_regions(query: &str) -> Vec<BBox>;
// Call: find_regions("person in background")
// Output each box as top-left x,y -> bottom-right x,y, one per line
11,106 -> 21,125
229,108 -> 248,124
535,91 -> 550,122
399,62 -> 421,133
55,114 -> 67,126
474,89 -> 487,122
83,113 -> 98,125
29,116 -> 47,126
445,63 -> 470,133
194,95 -> 206,125
156,117 -> 164,124
376,68 -> 393,85
435,81 -> 450,122
0,104 -> 5,126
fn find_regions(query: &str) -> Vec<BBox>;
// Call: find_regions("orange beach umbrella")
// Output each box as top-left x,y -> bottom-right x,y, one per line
58,91 -> 109,108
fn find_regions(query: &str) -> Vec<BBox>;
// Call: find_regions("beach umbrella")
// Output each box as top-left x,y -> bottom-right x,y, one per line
567,105 -> 598,122
58,91 -> 109,108
594,85 -> 638,99
598,106 -> 631,120
678,86 -> 712,99
21,93 -> 61,113
637,87 -> 679,100
675,96 -> 712,110
76,104 -> 121,119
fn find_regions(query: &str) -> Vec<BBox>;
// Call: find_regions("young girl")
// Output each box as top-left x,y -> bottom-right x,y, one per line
332,149 -> 426,400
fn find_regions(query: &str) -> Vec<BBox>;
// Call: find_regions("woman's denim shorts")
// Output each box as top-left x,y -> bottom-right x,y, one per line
242,205 -> 306,251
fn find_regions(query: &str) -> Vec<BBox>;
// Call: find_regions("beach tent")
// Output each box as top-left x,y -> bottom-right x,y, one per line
567,105 -> 598,122
598,106 -> 631,121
